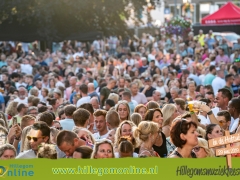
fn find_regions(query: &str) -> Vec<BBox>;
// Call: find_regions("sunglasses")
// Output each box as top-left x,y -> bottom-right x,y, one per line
27,136 -> 45,142
54,127 -> 63,130
193,146 -> 202,152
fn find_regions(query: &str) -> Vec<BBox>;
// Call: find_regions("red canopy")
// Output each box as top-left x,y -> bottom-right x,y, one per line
201,2 -> 240,25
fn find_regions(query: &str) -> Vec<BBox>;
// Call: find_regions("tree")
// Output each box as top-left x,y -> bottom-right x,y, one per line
0,0 -> 146,41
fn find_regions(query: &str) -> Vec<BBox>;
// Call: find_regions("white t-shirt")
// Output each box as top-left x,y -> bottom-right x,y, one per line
212,77 -> 226,95
76,96 -> 91,107
198,114 -> 211,125
14,97 -> 28,104
230,117 -> 239,133
93,132 -> 109,142
21,64 -> 33,75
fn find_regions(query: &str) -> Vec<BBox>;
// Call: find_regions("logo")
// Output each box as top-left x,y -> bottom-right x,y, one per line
0,166 -> 8,177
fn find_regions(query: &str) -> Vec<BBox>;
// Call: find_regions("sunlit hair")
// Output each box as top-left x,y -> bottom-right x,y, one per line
91,140 -> 115,159
146,101 -> 160,110
134,104 -> 147,113
118,136 -> 134,155
196,126 -> 206,139
130,113 -> 142,126
73,128 -> 95,145
37,143 -> 57,159
108,93 -> 119,104
162,104 -> 176,127
115,100 -> 131,120
114,120 -> 137,148
197,138 -> 215,157
133,121 -> 158,142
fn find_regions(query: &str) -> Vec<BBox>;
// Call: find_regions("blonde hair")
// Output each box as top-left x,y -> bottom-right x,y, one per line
108,93 -> 119,104
5,101 -> 18,118
20,125 -> 32,152
37,143 -> 57,159
115,100 -> 131,121
197,138 -> 215,157
114,120 -> 137,148
91,140 -> 115,159
196,126 -> 206,139
162,104 -> 176,127
133,79 -> 143,88
130,113 -> 142,126
133,121 -> 158,142
73,128 -> 95,145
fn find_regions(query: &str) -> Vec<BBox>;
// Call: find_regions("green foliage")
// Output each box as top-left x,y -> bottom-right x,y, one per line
0,0 -> 146,40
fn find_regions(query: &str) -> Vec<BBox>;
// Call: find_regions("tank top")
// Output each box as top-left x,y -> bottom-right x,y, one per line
153,132 -> 168,157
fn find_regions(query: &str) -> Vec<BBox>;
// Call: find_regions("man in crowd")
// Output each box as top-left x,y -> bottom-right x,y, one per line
93,109 -> 108,141
60,105 -> 76,131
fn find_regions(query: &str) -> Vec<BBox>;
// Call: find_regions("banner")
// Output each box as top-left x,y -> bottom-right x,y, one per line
1,158 -> 240,179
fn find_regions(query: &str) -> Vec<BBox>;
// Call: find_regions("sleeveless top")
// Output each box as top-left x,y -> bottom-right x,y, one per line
172,150 -> 197,158
139,148 -> 160,157
153,132 -> 168,157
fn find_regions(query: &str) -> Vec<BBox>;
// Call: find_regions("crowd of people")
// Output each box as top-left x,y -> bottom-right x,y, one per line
0,29 -> 240,160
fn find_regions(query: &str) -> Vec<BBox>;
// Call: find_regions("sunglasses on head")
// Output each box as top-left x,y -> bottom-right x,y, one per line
27,136 -> 45,142
193,146 -> 202,152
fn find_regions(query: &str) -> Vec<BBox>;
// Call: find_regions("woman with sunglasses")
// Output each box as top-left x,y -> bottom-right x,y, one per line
193,138 -> 215,158
168,118 -> 199,158
144,108 -> 167,157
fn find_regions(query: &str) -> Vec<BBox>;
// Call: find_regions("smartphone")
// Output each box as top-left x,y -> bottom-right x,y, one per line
12,117 -> 17,126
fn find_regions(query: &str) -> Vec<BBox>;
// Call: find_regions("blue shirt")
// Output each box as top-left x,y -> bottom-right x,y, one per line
0,61 -> 7,68
59,119 -> 75,131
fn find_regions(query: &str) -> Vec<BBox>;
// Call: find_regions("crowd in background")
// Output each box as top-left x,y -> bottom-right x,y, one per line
0,29 -> 240,159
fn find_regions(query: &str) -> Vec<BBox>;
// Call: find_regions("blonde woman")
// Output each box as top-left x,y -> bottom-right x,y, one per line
130,113 -> 142,126
114,120 -> 138,153
73,128 -> 95,146
91,140 -> 115,159
193,138 -> 215,158
162,104 -> 179,138
115,101 -> 131,122
133,121 -> 160,157
108,93 -> 119,105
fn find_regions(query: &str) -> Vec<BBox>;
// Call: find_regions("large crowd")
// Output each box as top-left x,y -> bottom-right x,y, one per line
0,29 -> 240,160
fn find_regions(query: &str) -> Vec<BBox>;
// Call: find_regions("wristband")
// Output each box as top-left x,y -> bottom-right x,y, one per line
207,110 -> 213,115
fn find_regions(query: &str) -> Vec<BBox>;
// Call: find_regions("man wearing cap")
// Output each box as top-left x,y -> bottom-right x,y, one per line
140,77 -> 156,101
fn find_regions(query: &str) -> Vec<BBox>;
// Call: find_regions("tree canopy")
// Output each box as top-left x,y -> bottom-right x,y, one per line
0,0 -> 146,41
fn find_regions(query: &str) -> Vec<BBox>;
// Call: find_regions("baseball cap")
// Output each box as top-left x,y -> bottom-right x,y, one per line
145,77 -> 151,82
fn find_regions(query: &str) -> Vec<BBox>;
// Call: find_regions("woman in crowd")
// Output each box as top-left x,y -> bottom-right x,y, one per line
37,143 -> 57,159
130,113 -> 142,126
162,104 -> 179,138
115,101 -> 131,122
73,146 -> 93,159
108,93 -> 119,105
155,78 -> 169,100
134,104 -> 147,120
174,98 -> 186,115
134,121 -> 160,157
52,120 -> 62,130
41,88 -> 49,104
115,136 -> 138,158
187,81 -> 198,100
48,78 -> 56,94
107,129 -> 116,144
74,128 -> 95,146
0,143 -> 16,159
168,118 -> 199,158
5,101 -> 18,120
53,88 -> 64,105
46,98 -> 60,117
146,101 -> 159,110
91,140 -> 115,159
144,108 -> 167,157
114,120 -> 138,153
193,138 -> 215,158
